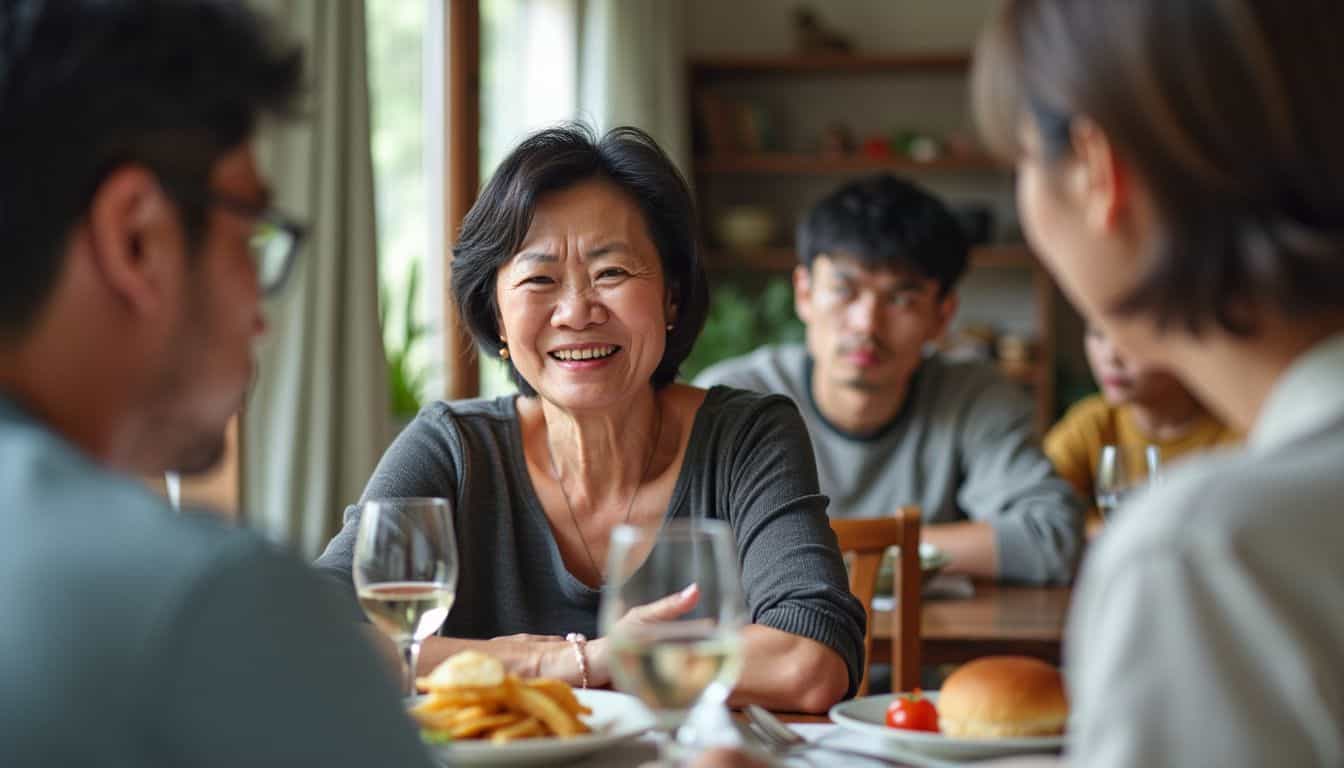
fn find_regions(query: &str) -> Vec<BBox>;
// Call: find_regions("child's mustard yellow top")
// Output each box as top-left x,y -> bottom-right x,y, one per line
1045,393 -> 1241,520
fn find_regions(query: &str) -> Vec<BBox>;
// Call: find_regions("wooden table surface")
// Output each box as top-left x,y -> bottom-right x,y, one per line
746,581 -> 1072,724
873,580 -> 1072,667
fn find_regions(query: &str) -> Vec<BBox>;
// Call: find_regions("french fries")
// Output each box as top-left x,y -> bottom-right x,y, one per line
411,651 -> 593,744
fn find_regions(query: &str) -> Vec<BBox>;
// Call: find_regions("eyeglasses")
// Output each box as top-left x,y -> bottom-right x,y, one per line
207,192 -> 307,297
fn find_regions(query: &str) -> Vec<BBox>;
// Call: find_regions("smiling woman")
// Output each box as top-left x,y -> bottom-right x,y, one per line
316,125 -> 867,715
494,179 -> 680,414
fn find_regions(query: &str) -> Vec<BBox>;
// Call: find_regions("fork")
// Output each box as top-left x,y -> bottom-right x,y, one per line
744,705 -> 915,767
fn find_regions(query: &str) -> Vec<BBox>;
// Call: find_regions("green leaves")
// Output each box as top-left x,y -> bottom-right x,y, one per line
681,276 -> 804,379
381,260 -> 429,418
419,729 -> 454,745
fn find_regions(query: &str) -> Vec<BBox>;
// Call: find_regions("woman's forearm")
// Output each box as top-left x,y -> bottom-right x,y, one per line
393,623 -> 848,712
727,625 -> 849,714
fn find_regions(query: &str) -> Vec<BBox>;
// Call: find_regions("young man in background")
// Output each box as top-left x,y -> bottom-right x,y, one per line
698,175 -> 1082,584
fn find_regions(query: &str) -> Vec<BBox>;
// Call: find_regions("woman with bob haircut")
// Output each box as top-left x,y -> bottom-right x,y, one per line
973,0 -> 1344,764
318,125 -> 864,712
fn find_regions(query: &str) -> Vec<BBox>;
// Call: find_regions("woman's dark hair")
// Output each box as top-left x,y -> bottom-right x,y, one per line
972,0 -> 1344,336
796,174 -> 969,296
0,0 -> 302,337
452,124 -> 709,395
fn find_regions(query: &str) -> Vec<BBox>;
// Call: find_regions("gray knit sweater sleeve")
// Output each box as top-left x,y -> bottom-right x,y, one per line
693,388 -> 868,696
314,404 -> 463,620
952,372 -> 1083,584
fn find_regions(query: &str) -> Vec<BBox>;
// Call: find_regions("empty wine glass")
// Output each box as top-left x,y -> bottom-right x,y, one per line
600,519 -> 746,763
353,497 -> 458,696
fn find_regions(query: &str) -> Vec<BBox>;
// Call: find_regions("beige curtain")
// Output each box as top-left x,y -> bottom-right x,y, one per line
245,0 -> 389,558
578,0 -> 689,173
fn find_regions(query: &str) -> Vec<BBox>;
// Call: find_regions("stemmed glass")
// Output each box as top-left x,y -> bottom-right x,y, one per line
164,471 -> 181,512
353,497 -> 459,696
1096,444 -> 1162,520
600,519 -> 747,764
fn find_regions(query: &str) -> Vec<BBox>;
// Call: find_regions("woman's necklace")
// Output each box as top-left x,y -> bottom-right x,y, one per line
549,400 -> 664,584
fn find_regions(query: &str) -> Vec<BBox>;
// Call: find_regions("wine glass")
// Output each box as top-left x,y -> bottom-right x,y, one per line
353,497 -> 458,696
1144,443 -> 1163,485
1096,444 -> 1163,521
1095,445 -> 1130,521
164,471 -> 181,512
600,519 -> 746,763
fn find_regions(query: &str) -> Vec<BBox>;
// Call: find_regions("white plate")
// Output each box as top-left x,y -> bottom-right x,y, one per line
874,543 -> 952,594
916,542 -> 951,578
829,691 -> 1065,761
415,688 -> 654,767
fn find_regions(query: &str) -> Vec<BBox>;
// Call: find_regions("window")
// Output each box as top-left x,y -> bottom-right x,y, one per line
366,0 -> 445,416
369,0 -> 582,404
479,0 -> 580,396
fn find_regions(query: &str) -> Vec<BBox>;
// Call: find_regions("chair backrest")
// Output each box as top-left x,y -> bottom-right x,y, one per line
830,507 -> 921,696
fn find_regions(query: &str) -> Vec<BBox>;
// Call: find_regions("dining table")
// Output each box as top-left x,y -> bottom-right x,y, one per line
872,577 -> 1072,667
448,580 -> 1075,767
562,575 -> 1075,767
566,720 -> 1064,767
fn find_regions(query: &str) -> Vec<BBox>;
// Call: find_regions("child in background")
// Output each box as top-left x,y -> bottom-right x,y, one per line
1046,326 -> 1240,538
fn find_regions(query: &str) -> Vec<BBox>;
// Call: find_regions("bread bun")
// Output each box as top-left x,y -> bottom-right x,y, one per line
421,650 -> 505,689
937,656 -> 1068,738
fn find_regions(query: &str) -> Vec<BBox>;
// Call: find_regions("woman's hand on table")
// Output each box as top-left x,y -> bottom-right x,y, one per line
586,583 -> 702,686
406,586 -> 701,689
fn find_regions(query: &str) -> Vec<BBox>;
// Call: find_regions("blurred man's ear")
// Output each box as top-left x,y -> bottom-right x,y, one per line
792,264 -> 814,325
1070,117 -> 1131,235
85,166 -> 183,320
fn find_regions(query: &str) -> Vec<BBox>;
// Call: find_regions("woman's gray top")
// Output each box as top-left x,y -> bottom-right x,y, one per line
315,386 -> 867,695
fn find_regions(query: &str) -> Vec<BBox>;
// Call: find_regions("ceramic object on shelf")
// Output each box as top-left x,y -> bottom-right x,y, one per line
715,206 -> 777,250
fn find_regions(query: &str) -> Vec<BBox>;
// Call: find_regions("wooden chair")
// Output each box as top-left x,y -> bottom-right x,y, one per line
831,507 -> 922,696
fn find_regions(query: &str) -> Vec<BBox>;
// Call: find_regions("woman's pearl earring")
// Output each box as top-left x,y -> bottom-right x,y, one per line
498,336 -> 510,361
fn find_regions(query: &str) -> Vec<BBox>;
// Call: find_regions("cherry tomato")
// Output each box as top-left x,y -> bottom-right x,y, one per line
885,689 -> 939,732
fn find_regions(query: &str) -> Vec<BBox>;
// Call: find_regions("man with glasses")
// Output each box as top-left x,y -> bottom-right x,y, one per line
173,185 -> 308,297
697,175 -> 1082,585
0,1 -> 436,764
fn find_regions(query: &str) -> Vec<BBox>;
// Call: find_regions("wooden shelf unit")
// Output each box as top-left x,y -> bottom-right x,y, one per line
690,52 -> 972,78
705,243 -> 1035,273
695,152 -> 1004,175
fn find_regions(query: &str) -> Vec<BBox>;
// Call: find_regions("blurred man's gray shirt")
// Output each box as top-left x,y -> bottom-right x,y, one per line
0,396 -> 435,767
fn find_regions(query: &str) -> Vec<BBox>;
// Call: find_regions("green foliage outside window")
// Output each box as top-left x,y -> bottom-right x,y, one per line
382,261 -> 429,418
367,0 -> 434,416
